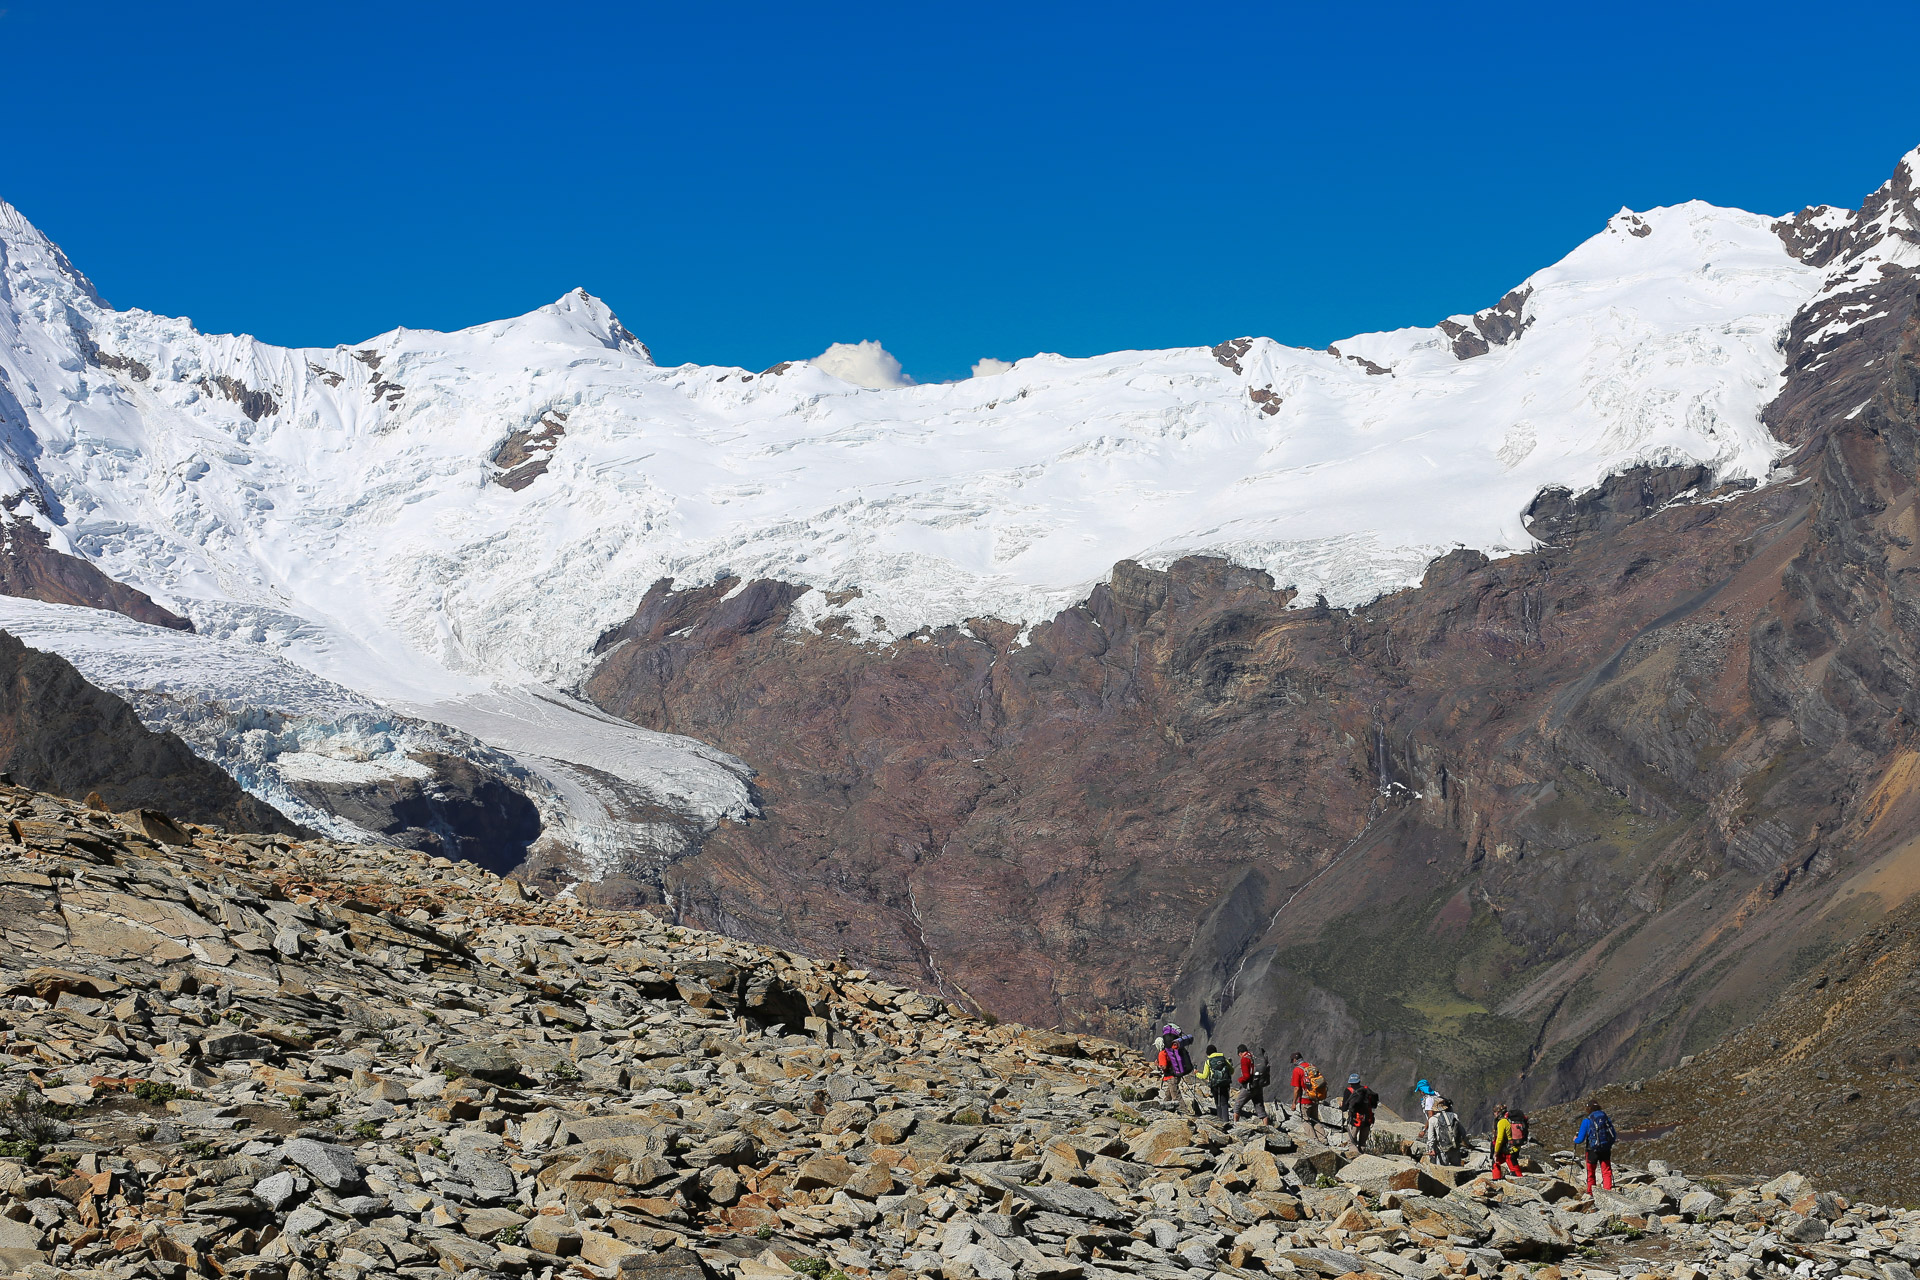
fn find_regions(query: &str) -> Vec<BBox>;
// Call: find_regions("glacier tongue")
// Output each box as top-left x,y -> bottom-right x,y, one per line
0,596 -> 754,874
0,187 -> 1839,873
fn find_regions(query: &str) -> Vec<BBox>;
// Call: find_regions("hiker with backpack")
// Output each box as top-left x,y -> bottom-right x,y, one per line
1155,1024 -> 1198,1114
1289,1052 -> 1327,1121
1491,1104 -> 1528,1180
1233,1044 -> 1267,1123
1198,1043 -> 1234,1122
1340,1073 -> 1378,1152
1424,1095 -> 1464,1165
1575,1100 -> 1616,1192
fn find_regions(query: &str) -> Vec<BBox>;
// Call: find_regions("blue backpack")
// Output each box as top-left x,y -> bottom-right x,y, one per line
1589,1111 -> 1616,1147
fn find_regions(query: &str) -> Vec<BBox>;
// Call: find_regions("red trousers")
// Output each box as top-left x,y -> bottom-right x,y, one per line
1586,1152 -> 1613,1191
1491,1151 -> 1523,1179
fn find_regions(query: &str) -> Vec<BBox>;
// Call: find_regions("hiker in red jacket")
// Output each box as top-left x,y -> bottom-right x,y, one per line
1232,1044 -> 1265,1123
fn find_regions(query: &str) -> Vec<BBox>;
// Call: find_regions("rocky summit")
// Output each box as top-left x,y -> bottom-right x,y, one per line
0,786 -> 1911,1280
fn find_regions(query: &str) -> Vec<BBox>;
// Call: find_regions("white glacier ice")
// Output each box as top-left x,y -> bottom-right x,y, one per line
0,186 -> 1840,864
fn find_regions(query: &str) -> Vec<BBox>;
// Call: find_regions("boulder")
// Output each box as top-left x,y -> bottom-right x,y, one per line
278,1138 -> 362,1189
1759,1171 -> 1812,1202
1486,1202 -> 1573,1258
1335,1152 -> 1419,1196
1679,1190 -> 1727,1220
1127,1117 -> 1194,1166
436,1040 -> 523,1083
868,1109 -> 919,1145
200,1031 -> 277,1060
616,1248 -> 713,1280
794,1154 -> 856,1190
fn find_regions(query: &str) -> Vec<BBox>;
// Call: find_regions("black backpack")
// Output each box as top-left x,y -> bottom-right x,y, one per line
1254,1058 -> 1273,1089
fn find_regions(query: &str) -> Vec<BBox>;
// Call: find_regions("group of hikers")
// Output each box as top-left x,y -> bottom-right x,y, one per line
1152,1025 -> 1620,1191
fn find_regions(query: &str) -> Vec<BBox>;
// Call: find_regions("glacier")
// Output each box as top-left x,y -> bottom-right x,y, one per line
0,188 -> 1836,873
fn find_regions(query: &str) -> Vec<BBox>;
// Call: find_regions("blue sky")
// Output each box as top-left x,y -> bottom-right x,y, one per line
3,1 -> 1917,383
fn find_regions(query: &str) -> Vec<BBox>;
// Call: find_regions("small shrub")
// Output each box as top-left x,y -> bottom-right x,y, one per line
41,1075 -> 64,1089
491,1225 -> 522,1247
6,1089 -> 69,1150
1118,1086 -> 1141,1103
0,1140 -> 37,1162
289,1096 -> 309,1114
791,1260 -> 829,1280
131,1081 -> 195,1104
754,1225 -> 774,1241
134,1125 -> 156,1142
551,1061 -> 581,1082
353,1121 -> 381,1140
1315,1173 -> 1338,1188
981,1012 -> 999,1027
952,1110 -> 983,1126
668,1079 -> 695,1095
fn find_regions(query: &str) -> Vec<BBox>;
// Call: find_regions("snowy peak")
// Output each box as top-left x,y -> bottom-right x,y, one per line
0,197 -> 104,307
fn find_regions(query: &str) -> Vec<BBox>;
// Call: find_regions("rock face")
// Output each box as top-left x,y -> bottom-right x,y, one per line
0,779 -> 1914,1280
1544,889 -> 1920,1207
0,517 -> 191,630
579,148 -> 1920,1122
280,750 -> 542,873
0,629 -> 293,833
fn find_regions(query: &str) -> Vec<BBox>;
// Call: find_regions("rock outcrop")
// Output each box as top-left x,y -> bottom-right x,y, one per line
0,630 -> 292,835
0,520 -> 189,632
0,782 -> 1914,1280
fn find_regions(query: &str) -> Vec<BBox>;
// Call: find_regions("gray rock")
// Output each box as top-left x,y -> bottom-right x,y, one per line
283,1204 -> 331,1236
0,1220 -> 44,1250
279,1138 -> 363,1189
616,1246 -> 713,1280
452,1151 -> 517,1202
200,1031 -> 277,1060
437,1040 -> 522,1082
1681,1190 -> 1728,1220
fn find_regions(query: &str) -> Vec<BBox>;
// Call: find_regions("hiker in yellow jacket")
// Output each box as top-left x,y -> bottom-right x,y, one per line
1197,1044 -> 1233,1122
1491,1104 -> 1526,1180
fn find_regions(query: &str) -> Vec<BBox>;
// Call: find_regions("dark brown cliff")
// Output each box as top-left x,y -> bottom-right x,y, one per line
0,629 -> 294,833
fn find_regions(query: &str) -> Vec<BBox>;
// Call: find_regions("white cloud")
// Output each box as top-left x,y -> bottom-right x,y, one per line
971,357 -> 1015,378
812,340 -> 914,389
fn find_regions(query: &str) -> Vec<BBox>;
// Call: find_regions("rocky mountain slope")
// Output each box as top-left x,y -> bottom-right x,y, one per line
1541,890 -> 1920,1207
577,145 -> 1920,1123
6,145 -> 1920,1134
0,782 -> 1913,1280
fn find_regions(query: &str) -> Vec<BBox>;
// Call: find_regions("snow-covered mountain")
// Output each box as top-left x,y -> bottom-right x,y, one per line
0,161 -> 1881,881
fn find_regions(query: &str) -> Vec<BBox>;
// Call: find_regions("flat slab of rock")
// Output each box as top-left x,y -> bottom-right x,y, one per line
278,1138 -> 361,1189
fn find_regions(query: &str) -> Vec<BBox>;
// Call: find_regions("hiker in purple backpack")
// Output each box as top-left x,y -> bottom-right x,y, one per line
1155,1024 -> 1198,1114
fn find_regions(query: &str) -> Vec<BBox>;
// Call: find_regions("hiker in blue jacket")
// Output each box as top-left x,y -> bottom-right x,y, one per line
1575,1100 -> 1617,1192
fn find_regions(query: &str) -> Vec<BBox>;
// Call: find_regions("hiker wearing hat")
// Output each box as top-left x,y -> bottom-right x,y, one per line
1424,1096 -> 1463,1165
1415,1078 -> 1440,1119
1154,1024 -> 1198,1115
1339,1072 -> 1378,1152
